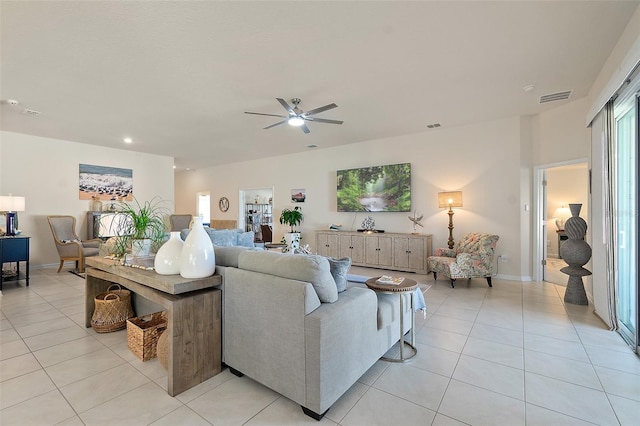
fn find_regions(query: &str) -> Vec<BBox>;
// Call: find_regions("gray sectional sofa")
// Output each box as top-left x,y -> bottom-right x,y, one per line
213,247 -> 411,420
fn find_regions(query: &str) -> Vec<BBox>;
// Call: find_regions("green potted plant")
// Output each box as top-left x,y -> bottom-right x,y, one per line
110,197 -> 170,258
279,206 -> 303,253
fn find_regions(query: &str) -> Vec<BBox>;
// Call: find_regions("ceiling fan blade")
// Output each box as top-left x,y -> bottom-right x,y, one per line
245,112 -> 288,118
276,98 -> 295,115
300,123 -> 311,134
264,120 -> 288,129
303,103 -> 337,116
305,117 -> 343,125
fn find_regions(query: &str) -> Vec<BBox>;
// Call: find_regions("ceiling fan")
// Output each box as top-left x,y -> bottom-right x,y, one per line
245,98 -> 343,134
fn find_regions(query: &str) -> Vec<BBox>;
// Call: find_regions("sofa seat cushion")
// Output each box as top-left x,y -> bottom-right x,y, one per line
238,251 -> 338,303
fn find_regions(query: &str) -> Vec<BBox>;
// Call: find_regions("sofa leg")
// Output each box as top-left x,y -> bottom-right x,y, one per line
432,271 -> 437,281
450,279 -> 456,288
486,277 -> 493,287
301,406 -> 328,421
229,367 -> 244,377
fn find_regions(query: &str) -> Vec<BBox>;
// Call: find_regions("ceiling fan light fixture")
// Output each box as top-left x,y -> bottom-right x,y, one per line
288,116 -> 305,127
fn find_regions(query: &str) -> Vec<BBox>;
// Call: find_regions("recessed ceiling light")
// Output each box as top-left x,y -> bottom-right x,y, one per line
123,137 -> 133,144
307,144 -> 318,148
173,165 -> 176,169
426,123 -> 441,129
523,84 -> 536,93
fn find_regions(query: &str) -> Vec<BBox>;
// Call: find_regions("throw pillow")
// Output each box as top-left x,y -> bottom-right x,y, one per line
236,231 -> 255,247
327,257 -> 352,292
205,229 -> 236,246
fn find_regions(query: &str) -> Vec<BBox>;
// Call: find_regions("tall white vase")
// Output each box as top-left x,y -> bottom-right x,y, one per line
154,232 -> 183,275
179,217 -> 215,278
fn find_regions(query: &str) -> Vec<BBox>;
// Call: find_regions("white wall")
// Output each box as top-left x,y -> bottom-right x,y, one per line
0,131 -> 175,267
177,116 -> 526,280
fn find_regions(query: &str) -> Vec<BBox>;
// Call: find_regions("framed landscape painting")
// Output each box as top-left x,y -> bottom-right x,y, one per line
79,164 -> 133,201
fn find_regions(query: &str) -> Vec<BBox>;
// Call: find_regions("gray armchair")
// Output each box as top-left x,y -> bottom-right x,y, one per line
169,214 -> 192,232
47,215 -> 100,273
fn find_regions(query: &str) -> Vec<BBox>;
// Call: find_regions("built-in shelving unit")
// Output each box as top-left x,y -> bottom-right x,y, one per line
245,203 -> 272,241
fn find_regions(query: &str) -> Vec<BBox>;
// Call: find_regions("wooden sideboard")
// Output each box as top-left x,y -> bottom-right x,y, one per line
85,256 -> 222,396
315,231 -> 432,274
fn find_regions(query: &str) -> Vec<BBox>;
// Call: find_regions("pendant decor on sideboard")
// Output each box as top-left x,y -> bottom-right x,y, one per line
179,217 -> 215,278
560,203 -> 591,305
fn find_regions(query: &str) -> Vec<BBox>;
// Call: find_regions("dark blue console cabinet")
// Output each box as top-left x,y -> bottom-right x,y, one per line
0,236 -> 30,292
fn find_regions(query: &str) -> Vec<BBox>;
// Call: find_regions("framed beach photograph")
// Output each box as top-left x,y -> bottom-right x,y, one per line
291,188 -> 306,203
79,164 -> 133,201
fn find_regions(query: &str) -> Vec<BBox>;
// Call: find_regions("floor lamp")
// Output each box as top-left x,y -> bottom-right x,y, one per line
438,191 -> 463,249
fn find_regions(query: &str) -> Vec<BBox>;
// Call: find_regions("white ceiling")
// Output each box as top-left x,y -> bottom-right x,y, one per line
1,1 -> 638,170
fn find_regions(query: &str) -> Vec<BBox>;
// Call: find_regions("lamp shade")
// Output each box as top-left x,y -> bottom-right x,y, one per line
553,206 -> 571,230
0,195 -> 25,212
438,191 -> 463,208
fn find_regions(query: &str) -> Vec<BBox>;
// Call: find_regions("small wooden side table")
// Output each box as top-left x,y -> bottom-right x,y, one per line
366,276 -> 418,362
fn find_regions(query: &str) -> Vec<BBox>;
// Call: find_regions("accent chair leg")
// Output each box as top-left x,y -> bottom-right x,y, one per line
486,277 -> 493,287
301,406 -> 328,421
78,258 -> 85,273
57,260 -> 64,273
229,367 -> 244,377
432,271 -> 437,281
450,279 -> 456,288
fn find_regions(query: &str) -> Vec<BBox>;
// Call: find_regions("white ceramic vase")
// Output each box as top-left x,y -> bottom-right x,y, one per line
284,232 -> 300,254
131,238 -> 151,257
179,217 -> 215,278
154,232 -> 183,275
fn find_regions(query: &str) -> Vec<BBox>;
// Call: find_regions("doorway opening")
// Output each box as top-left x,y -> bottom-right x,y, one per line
239,187 -> 273,242
197,192 -> 210,226
533,160 -> 589,284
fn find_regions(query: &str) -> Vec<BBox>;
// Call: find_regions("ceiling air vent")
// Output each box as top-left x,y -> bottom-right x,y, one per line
539,90 -> 572,104
426,123 -> 441,129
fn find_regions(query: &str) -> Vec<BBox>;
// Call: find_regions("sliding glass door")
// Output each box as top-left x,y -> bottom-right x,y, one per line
614,90 -> 639,350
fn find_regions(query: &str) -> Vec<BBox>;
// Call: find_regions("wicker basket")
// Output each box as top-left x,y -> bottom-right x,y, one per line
157,329 -> 169,370
127,311 -> 167,361
91,284 -> 135,333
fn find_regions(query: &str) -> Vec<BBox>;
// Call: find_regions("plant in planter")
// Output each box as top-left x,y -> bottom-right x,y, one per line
279,206 -> 303,253
109,197 -> 170,258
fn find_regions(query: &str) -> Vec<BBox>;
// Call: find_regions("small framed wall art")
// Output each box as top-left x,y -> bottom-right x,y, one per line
219,197 -> 230,212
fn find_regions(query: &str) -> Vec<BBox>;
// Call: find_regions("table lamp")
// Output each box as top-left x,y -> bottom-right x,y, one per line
0,194 -> 26,236
438,191 -> 463,249
553,206 -> 571,230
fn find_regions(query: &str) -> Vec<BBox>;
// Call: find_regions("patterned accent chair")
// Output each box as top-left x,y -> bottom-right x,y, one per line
427,233 -> 499,288
47,215 -> 101,273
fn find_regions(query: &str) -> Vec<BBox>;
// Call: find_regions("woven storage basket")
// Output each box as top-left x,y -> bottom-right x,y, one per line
127,311 -> 167,361
91,284 -> 135,333
157,329 -> 169,370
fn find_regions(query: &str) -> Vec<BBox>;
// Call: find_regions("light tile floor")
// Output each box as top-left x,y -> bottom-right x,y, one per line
1,265 -> 639,425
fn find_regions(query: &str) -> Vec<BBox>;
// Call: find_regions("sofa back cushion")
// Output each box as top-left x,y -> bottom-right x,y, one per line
214,246 -> 253,267
238,251 -> 339,303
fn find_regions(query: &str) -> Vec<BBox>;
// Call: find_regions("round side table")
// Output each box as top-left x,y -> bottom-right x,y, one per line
366,276 -> 418,362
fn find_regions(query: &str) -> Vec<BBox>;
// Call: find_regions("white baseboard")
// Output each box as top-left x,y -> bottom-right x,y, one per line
495,274 -> 531,282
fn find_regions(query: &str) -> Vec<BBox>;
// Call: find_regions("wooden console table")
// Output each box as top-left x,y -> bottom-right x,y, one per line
84,256 -> 222,396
